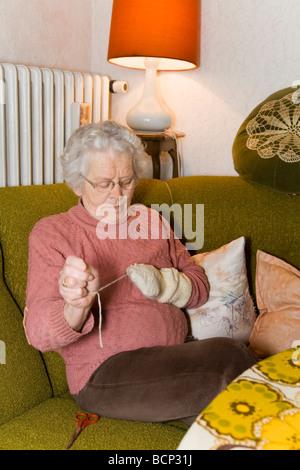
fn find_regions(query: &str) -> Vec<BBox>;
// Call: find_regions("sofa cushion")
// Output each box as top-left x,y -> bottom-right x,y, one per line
132,177 -> 173,206
0,397 -> 187,450
233,87 -> 300,195
0,184 -> 78,310
0,183 -> 78,397
0,249 -> 52,425
249,251 -> 300,358
186,237 -> 256,343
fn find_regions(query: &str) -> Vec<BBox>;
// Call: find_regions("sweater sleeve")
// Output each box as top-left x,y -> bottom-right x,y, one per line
24,218 -> 94,352
164,219 -> 209,310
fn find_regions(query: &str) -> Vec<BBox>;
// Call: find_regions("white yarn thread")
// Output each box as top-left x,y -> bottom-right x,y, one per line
91,274 -> 128,348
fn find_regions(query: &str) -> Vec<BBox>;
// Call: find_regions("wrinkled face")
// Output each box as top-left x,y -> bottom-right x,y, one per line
74,147 -> 136,221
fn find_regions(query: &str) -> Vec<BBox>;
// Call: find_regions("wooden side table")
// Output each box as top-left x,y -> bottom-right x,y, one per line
136,131 -> 185,180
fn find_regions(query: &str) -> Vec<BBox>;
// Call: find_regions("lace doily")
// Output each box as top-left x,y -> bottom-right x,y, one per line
246,93 -> 300,163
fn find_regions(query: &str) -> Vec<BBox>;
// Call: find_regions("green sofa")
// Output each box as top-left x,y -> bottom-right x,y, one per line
0,176 -> 299,450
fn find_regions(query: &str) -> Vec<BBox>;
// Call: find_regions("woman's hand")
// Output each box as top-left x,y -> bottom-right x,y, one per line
59,255 -> 100,331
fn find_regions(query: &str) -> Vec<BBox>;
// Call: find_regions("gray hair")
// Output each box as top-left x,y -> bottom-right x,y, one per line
60,120 -> 145,190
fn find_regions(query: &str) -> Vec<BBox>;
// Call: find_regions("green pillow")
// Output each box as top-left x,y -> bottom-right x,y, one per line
232,87 -> 300,194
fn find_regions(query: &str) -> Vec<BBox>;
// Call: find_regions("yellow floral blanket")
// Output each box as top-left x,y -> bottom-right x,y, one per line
178,348 -> 300,450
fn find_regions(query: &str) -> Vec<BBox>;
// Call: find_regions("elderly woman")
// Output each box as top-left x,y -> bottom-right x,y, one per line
25,121 -> 256,425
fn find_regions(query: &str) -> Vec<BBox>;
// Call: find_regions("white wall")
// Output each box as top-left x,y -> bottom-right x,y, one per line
92,0 -> 300,176
1,0 -> 299,177
0,0 -> 93,72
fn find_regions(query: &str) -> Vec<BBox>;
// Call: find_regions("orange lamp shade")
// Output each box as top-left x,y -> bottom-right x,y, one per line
107,0 -> 200,71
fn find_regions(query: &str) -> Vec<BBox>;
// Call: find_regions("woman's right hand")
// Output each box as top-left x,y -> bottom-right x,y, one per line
59,255 -> 100,331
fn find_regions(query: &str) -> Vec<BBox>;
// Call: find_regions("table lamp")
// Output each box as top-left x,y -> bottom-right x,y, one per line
107,0 -> 200,132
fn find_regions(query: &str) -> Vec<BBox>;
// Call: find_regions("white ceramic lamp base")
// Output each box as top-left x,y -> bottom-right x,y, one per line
126,58 -> 174,132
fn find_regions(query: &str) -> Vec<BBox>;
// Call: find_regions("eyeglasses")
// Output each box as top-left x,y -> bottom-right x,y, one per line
81,174 -> 139,192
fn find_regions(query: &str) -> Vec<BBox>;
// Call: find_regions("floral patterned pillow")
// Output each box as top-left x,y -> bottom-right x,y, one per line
232,87 -> 300,194
186,237 -> 257,344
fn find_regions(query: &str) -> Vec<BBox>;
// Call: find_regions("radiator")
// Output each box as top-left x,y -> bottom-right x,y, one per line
0,63 -> 110,187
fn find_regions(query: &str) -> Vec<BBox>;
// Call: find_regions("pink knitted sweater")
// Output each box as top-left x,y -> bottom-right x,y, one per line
25,200 -> 209,394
